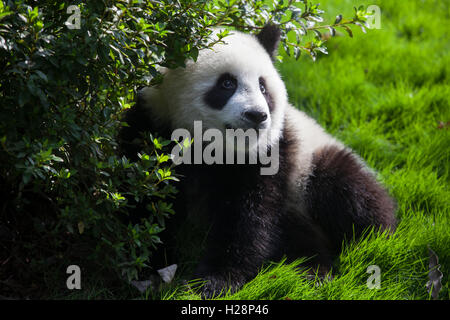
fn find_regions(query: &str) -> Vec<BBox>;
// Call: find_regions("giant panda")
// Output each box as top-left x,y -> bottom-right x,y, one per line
119,25 -> 397,297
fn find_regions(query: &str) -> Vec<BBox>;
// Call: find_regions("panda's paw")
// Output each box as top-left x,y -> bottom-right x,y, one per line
198,277 -> 227,299
197,276 -> 242,299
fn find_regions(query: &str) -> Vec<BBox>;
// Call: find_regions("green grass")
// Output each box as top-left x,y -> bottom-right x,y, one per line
57,0 -> 449,300
159,0 -> 449,300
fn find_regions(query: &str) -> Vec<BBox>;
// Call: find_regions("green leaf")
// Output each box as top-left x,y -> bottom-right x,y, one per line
157,154 -> 169,163
313,29 -> 322,40
328,26 -> 336,37
341,25 -> 353,38
50,155 -> 64,162
153,138 -> 162,150
293,46 -> 301,60
190,46 -> 199,62
78,221 -> 85,234
354,22 -> 366,33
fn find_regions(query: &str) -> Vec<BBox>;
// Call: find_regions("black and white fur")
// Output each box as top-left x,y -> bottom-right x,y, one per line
119,25 -> 396,297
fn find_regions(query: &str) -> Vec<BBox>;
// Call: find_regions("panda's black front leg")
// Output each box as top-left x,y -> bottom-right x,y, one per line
193,269 -> 245,299
192,262 -> 248,298
192,248 -> 247,298
191,203 -> 282,298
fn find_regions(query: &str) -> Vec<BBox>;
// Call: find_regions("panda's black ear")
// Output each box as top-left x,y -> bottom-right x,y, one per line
256,24 -> 281,60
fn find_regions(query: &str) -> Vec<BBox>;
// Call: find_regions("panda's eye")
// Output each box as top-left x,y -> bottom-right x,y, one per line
259,83 -> 266,94
221,78 -> 236,90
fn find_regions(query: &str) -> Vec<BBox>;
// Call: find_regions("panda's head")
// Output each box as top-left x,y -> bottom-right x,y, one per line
142,25 -> 287,151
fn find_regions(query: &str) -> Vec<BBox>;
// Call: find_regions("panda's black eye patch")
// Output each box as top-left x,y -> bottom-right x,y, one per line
204,73 -> 238,110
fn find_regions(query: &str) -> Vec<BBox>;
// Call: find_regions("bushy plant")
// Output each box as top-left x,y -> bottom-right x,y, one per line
0,0 -> 369,297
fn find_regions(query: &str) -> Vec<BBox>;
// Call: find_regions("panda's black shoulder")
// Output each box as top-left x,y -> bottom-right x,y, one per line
118,91 -> 169,160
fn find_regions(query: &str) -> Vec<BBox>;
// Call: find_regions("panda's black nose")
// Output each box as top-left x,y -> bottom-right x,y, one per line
244,110 -> 268,125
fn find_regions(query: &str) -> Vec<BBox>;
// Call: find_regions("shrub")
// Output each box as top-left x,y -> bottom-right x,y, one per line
0,0 -> 368,297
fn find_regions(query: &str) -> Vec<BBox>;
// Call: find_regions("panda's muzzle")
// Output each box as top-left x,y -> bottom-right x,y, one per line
244,110 -> 268,124
224,110 -> 269,130
242,110 -> 268,129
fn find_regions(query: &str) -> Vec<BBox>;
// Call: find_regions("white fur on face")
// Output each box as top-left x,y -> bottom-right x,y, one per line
142,29 -> 288,150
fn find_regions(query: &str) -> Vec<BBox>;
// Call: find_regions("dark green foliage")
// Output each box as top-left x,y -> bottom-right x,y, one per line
0,0 -> 364,298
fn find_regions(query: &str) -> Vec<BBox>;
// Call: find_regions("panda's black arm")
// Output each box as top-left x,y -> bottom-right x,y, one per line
118,98 -> 155,161
192,211 -> 284,298
190,165 -> 289,298
305,146 -> 397,254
